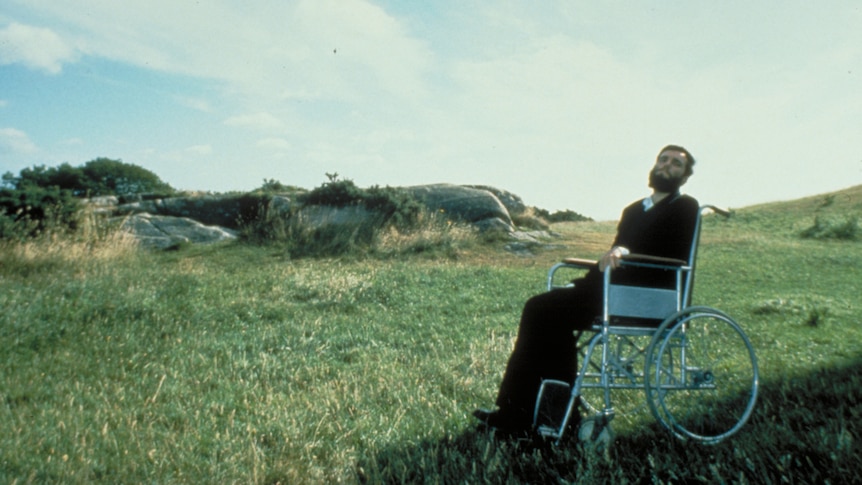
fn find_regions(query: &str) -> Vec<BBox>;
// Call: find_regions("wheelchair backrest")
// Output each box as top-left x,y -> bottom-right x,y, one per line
682,205 -> 728,306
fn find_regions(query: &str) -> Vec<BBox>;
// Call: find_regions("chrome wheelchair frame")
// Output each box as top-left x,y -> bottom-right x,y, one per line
533,206 -> 759,445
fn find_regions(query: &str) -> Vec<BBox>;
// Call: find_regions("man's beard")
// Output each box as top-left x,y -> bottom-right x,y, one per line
648,169 -> 684,193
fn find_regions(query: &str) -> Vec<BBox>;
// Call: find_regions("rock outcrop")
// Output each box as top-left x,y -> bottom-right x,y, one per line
404,184 -> 515,231
467,185 -> 527,217
118,213 -> 238,250
88,184 -> 550,251
115,194 -> 265,228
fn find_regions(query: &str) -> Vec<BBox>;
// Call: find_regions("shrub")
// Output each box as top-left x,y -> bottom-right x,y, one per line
81,158 -> 175,196
511,207 -> 551,230
287,214 -> 379,259
239,185 -> 378,258
534,207 -> 592,223
298,176 -> 423,230
373,211 -> 473,260
241,176 -> 469,259
3,158 -> 174,198
0,186 -> 81,240
751,296 -> 834,327
800,216 -> 859,241
238,199 -> 284,244
253,178 -> 306,196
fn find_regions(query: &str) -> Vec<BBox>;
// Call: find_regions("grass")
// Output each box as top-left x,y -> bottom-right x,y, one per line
1,186 -> 861,483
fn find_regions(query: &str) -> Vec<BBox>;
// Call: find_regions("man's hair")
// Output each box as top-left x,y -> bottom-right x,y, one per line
658,144 -> 695,176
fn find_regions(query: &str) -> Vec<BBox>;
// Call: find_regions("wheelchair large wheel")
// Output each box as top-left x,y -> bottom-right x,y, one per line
644,306 -> 759,444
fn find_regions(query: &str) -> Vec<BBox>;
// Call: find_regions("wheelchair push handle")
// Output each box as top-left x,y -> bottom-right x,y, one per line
701,204 -> 731,217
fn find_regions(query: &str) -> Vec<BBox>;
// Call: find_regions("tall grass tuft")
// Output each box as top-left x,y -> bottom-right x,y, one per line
240,198 -> 476,260
373,211 -> 475,259
0,206 -> 138,273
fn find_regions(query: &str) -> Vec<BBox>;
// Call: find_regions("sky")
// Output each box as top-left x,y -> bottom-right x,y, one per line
1,1 -> 860,220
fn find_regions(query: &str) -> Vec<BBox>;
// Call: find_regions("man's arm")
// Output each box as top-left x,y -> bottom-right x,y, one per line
598,246 -> 629,272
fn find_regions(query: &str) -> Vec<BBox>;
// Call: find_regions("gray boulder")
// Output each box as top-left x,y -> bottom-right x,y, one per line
468,185 -> 526,216
473,217 -> 514,233
404,184 -> 514,231
83,195 -> 119,215
268,195 -> 292,218
294,205 -> 378,229
116,194 -> 266,229
117,213 -> 238,250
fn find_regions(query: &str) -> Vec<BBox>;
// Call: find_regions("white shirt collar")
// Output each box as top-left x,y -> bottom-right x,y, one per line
643,191 -> 682,211
642,196 -> 655,211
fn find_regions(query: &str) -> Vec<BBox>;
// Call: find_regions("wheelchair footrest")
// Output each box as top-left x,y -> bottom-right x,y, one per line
534,379 -> 575,436
536,424 -> 563,440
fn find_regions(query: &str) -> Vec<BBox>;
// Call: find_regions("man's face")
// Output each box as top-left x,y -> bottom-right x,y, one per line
649,149 -> 690,193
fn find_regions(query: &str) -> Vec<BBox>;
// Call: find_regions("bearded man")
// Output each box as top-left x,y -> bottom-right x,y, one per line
474,145 -> 700,435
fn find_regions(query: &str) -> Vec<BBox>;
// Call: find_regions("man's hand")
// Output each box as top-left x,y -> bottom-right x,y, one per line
599,246 -> 630,272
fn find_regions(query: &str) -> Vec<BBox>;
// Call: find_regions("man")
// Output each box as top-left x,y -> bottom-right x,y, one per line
474,145 -> 700,434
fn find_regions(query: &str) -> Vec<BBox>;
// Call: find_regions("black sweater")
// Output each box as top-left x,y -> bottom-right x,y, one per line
608,192 -> 700,288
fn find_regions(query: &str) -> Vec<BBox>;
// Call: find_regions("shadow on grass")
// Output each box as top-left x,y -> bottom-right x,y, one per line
356,358 -> 862,484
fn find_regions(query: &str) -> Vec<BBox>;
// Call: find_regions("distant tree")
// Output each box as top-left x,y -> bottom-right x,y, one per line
3,158 -> 174,197
0,158 -> 173,239
50,163 -> 89,194
3,163 -> 88,195
80,158 -> 174,196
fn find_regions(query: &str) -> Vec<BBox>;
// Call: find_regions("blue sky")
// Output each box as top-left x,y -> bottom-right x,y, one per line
1,1 -> 860,220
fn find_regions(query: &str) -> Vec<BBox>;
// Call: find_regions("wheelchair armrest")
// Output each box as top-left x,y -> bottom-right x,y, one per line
621,253 -> 687,267
548,258 -> 597,290
561,257 -> 598,269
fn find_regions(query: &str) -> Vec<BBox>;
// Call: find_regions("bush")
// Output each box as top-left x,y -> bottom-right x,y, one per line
241,176 -> 466,259
0,186 -> 81,240
534,207 -> 592,223
253,178 -> 306,196
3,158 -> 174,198
800,216 -> 859,241
1,157 -> 176,241
299,176 -> 423,230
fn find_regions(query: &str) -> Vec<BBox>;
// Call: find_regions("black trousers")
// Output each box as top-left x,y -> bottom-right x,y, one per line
494,280 -> 601,423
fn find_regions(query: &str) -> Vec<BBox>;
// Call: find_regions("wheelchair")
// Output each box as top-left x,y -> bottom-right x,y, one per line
533,206 -> 759,445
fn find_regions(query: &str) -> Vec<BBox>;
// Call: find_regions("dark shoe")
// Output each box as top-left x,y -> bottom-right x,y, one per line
473,408 -> 530,434
472,408 -> 496,423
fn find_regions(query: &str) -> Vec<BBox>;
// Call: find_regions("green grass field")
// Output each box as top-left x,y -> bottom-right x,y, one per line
2,187 -> 861,483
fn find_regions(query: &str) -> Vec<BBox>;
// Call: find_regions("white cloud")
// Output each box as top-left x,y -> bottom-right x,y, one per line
185,145 -> 213,156
224,112 -> 286,132
61,137 -> 84,146
4,1 -> 861,219
0,23 -> 79,74
257,138 -> 291,151
0,127 -> 38,154
175,96 -> 213,113
10,0 -> 433,104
